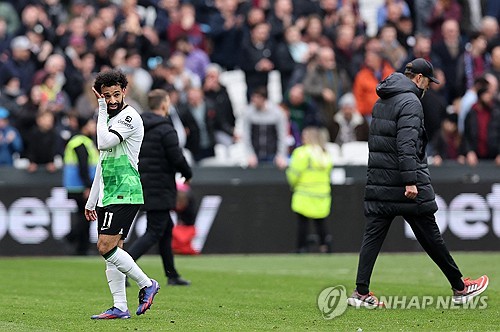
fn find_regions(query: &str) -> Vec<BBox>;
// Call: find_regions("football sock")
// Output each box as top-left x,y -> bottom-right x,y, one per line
105,261 -> 128,312
104,246 -> 152,289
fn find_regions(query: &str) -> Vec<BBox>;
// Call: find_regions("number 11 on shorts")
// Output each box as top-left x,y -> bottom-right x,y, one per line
101,212 -> 114,230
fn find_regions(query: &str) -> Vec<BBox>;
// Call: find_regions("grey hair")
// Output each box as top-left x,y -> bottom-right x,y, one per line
205,63 -> 223,75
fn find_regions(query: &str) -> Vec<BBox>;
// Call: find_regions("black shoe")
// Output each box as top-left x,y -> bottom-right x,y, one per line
167,277 -> 191,286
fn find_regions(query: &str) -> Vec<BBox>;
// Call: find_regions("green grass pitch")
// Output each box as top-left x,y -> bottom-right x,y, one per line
0,253 -> 498,331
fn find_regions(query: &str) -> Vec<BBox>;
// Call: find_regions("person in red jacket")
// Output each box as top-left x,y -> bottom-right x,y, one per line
352,50 -> 394,121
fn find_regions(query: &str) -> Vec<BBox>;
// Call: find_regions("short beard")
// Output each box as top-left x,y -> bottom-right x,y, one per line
107,99 -> 125,117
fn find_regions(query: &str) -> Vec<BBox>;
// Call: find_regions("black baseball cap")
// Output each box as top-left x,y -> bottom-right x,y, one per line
404,58 -> 440,84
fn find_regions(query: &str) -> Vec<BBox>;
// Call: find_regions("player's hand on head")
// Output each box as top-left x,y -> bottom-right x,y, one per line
92,87 -> 104,99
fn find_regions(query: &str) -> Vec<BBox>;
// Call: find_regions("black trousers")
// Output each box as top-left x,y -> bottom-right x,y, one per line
66,192 -> 90,255
355,213 -> 464,294
127,210 -> 179,279
296,213 -> 329,250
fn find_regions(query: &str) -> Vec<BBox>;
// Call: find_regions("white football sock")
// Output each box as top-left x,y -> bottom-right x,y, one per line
106,247 -> 152,289
105,261 -> 128,312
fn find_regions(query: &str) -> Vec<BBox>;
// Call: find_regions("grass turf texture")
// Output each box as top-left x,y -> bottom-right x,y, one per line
0,253 -> 498,331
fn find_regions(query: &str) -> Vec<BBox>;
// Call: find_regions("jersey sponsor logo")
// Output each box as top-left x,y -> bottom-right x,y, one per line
118,118 -> 134,129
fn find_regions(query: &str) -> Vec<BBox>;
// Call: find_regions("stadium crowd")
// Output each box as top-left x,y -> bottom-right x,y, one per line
0,0 -> 500,169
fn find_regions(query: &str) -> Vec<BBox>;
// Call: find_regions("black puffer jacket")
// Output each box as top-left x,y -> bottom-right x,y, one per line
139,112 -> 192,211
364,72 -> 438,216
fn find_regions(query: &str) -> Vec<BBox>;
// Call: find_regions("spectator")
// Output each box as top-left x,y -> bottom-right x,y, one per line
460,0 -> 486,35
432,19 -> 465,103
15,4 -> 56,45
74,77 -> 99,120
169,51 -> 202,102
329,92 -> 369,145
273,25 -> 315,95
62,116 -> 98,255
458,75 -> 490,134
33,53 -> 66,89
113,13 -> 156,69
286,126 -> 332,253
66,42 -> 97,106
0,107 -> 23,166
282,83 -> 320,144
38,72 -> 72,123
242,6 -> 266,44
301,14 -> 332,48
487,45 -> 500,86
427,0 -> 463,43
268,0 -> 297,44
162,85 -> 187,150
461,86 -> 500,166
352,49 -> 394,121
239,22 -> 275,102
0,36 -> 37,94
431,112 -> 462,166
202,64 -> 236,147
0,75 -> 29,127
24,18 -> 54,66
25,110 -> 58,173
0,17 -> 13,55
0,3 -> 20,35
303,47 -> 352,134
177,87 -> 216,163
421,68 -> 448,146
399,33 -> 441,72
378,24 -> 407,70
241,87 -> 288,169
332,24 -> 357,80
376,0 -> 411,30
480,16 -> 499,45
167,3 -> 206,53
153,0 -> 179,41
150,58 -> 175,91
455,32 -> 489,98
121,49 -> 153,96
395,15 -> 414,51
207,0 -> 244,70
318,0 -> 341,32
175,35 -> 210,82
413,0 -> 435,36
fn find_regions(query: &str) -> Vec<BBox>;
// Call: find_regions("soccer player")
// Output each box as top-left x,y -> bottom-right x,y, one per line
85,69 -> 159,319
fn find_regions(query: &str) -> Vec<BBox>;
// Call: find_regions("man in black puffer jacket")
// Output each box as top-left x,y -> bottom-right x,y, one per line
128,89 -> 193,286
347,59 -> 489,308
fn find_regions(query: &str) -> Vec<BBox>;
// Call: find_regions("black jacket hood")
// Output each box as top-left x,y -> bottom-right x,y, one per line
142,112 -> 171,132
376,72 -> 422,100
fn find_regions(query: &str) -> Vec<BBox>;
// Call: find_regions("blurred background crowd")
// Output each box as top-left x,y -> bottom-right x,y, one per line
0,0 -> 500,171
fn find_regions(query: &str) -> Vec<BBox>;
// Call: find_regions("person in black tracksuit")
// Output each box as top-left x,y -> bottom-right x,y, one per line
127,89 -> 193,286
348,58 -> 488,307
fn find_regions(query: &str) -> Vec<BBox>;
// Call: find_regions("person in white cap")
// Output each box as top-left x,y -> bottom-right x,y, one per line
0,35 -> 36,92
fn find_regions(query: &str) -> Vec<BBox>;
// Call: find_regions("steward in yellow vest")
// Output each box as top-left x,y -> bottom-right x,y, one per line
286,127 -> 333,253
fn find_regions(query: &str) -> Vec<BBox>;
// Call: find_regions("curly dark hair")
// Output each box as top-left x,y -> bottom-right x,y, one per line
93,69 -> 128,94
